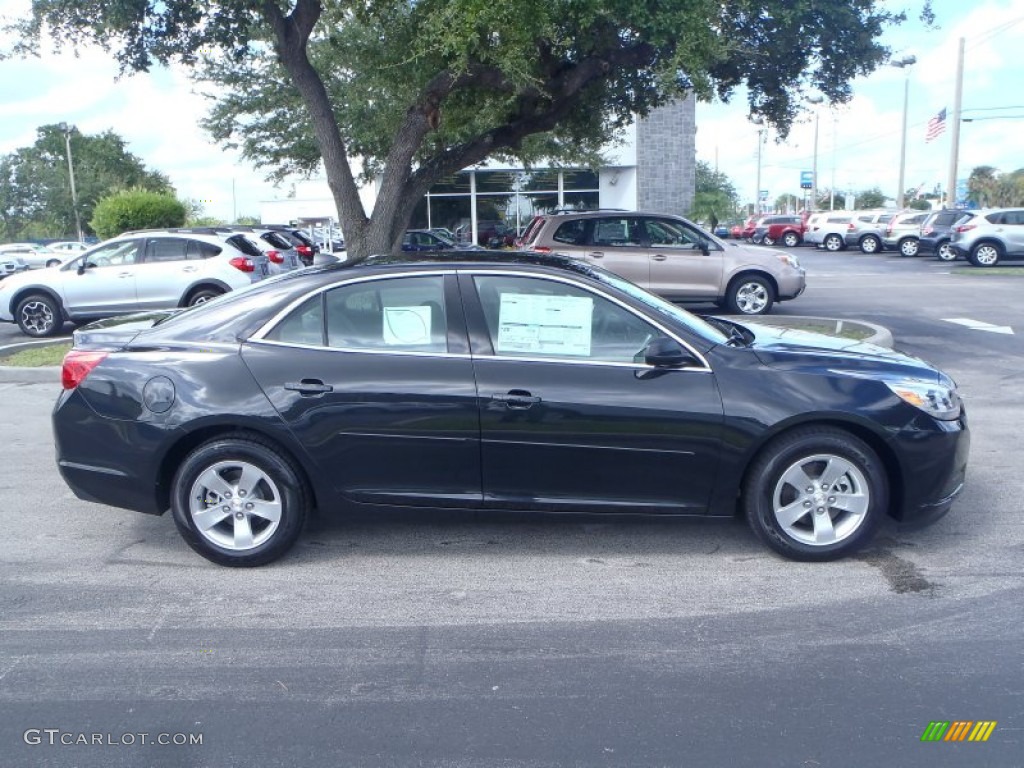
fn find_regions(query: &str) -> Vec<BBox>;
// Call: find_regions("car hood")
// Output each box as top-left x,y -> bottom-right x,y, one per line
73,310 -> 183,349
722,240 -> 784,260
727,319 -> 942,383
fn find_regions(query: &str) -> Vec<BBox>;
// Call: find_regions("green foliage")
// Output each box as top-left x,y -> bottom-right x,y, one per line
90,189 -> 186,239
0,125 -> 171,240
907,198 -> 931,211
854,187 -> 886,209
968,166 -> 1024,207
689,161 -> 739,223
773,193 -> 800,212
235,214 -> 261,225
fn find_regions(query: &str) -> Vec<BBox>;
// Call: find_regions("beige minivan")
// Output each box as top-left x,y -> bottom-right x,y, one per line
520,210 -> 807,315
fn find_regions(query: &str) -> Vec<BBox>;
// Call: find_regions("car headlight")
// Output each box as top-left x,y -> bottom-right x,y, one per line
885,379 -> 961,420
776,253 -> 800,269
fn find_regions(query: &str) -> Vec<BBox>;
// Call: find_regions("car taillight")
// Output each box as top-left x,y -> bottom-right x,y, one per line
532,246 -> 552,253
295,245 -> 312,256
266,250 -> 284,264
955,223 -> 976,233
61,350 -> 108,390
847,222 -> 856,231
229,256 -> 255,273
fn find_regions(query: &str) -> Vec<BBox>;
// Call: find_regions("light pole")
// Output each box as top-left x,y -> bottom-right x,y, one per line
805,95 -> 824,211
752,117 -> 765,215
57,122 -> 83,242
890,54 -> 917,209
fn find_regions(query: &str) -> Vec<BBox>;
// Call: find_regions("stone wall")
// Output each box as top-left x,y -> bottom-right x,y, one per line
636,94 -> 696,215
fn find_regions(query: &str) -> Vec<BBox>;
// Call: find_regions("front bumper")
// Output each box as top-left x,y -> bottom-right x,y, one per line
776,268 -> 807,301
890,411 -> 970,525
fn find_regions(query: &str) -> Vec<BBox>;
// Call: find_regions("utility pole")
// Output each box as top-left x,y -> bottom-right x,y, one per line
890,54 -> 916,208
946,37 -> 965,208
58,123 -> 83,242
752,118 -> 765,215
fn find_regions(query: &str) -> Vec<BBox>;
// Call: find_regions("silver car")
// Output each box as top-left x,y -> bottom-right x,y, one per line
843,210 -> 899,254
0,231 -> 270,336
951,208 -> 1024,267
804,212 -> 852,252
882,211 -> 929,257
0,243 -> 67,269
522,210 -> 806,315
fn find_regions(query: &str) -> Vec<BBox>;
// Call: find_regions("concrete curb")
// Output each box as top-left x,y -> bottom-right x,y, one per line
0,315 -> 894,384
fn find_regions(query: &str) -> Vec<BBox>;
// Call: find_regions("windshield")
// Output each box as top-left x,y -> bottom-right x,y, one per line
588,266 -> 729,346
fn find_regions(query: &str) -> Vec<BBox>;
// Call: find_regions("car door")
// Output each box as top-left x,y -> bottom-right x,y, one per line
133,237 -> 199,309
462,272 -> 724,513
1002,210 -> 1024,255
59,239 -> 141,315
576,216 -> 651,289
644,217 -> 724,299
242,272 -> 482,508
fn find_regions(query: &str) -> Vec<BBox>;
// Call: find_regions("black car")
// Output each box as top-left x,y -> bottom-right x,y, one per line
53,253 -> 969,566
919,209 -> 976,261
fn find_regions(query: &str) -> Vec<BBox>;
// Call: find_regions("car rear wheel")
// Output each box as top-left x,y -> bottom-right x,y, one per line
823,234 -> 843,252
783,232 -> 800,248
743,427 -> 886,561
898,238 -> 919,257
46,259 -> 61,268
187,287 -> 224,306
969,242 -> 1002,267
171,436 -> 308,566
761,235 -> 775,246
935,241 -> 957,261
726,275 -> 774,315
859,234 -> 880,254
15,293 -> 62,337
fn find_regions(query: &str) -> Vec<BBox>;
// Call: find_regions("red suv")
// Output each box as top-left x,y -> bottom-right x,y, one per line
754,214 -> 809,247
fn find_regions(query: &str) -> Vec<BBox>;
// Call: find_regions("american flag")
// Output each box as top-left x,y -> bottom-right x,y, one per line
925,108 -> 947,142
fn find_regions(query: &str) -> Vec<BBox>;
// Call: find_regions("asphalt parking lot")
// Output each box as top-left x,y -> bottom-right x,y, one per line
1,247 -> 1022,767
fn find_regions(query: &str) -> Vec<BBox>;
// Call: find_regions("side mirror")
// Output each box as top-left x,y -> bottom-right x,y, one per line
698,238 -> 711,255
643,337 -> 697,368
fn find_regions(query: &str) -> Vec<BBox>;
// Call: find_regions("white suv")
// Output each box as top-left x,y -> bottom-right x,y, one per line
0,230 -> 270,337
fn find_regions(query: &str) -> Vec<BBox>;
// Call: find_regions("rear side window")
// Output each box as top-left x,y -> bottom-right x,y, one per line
879,214 -> 895,224
552,220 -> 588,245
265,295 -> 324,346
261,232 -> 293,250
187,240 -> 222,260
226,234 -> 263,258
325,276 -> 448,352
147,238 -> 189,263
590,217 -> 642,247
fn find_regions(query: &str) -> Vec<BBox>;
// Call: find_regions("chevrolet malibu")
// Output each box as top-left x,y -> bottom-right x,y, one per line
53,253 -> 969,566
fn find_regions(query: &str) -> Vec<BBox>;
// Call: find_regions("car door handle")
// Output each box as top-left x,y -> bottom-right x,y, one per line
284,379 -> 334,396
491,390 -> 541,409
651,253 -> 668,261
182,266 -> 198,272
588,251 -> 605,259
117,272 -> 133,278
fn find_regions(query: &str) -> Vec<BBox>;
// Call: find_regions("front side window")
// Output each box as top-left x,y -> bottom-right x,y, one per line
84,239 -> 141,268
644,218 -> 705,248
473,275 -> 658,364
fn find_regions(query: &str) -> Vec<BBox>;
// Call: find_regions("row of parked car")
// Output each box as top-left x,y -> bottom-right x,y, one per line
729,208 -> 1024,267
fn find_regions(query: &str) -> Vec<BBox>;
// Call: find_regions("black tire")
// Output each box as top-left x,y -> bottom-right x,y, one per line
171,435 -> 308,566
898,237 -> 919,257
935,241 -> 957,261
968,242 -> 1002,267
45,259 -> 61,268
15,293 -> 63,337
726,274 -> 774,315
823,234 -> 843,252
743,427 -> 887,561
186,287 -> 225,306
859,234 -> 881,254
762,235 -> 775,246
783,231 -> 800,248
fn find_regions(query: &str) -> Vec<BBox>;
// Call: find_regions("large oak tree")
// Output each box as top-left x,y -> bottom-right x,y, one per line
8,1 -> 932,257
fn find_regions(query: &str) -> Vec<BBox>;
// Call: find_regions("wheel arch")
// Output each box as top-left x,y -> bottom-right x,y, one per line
178,279 -> 233,307
9,284 -> 66,320
155,422 -> 320,516
734,416 -> 906,521
970,238 -> 1005,255
725,269 -> 779,299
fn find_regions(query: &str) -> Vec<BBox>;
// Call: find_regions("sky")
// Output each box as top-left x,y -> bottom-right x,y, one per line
0,0 -> 1022,221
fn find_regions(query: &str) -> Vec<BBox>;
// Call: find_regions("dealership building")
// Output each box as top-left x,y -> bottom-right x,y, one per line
260,95 -> 696,244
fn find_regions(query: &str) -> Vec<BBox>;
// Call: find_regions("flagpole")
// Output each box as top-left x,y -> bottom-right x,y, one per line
945,37 -> 965,207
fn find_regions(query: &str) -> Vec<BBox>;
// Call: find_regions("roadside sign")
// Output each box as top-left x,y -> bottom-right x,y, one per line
800,171 -> 814,189
759,190 -> 769,201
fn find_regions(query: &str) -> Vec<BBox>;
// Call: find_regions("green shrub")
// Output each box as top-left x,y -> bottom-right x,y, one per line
90,189 -> 186,239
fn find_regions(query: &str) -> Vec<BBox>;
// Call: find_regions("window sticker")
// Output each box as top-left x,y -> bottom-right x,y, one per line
383,305 -> 432,345
496,293 -> 593,356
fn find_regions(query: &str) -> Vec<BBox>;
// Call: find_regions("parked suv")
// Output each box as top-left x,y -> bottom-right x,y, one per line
753,214 -> 807,247
844,210 -> 899,253
0,230 -> 270,337
920,209 -> 975,261
882,211 -> 929,257
950,208 -> 1024,267
805,212 -> 852,251
521,210 -> 806,315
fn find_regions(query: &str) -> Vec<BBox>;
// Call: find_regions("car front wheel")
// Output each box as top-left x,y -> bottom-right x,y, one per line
726,275 -> 774,315
15,294 -> 62,337
783,232 -> 800,248
859,234 -> 880,254
969,242 -> 1002,267
186,287 -> 225,306
823,234 -> 843,252
743,427 -> 887,561
935,241 -> 957,261
171,435 -> 308,566
898,238 -> 919,257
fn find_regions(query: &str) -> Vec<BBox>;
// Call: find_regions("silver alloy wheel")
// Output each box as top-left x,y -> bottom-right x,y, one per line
189,460 -> 283,551
772,453 -> 870,546
973,244 -> 1000,266
784,232 -> 799,247
762,235 -> 775,246
735,281 -> 769,314
899,238 -> 919,257
824,235 -> 842,251
860,236 -> 879,253
19,300 -> 56,335
936,242 -> 957,261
